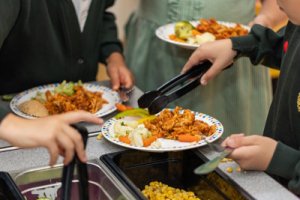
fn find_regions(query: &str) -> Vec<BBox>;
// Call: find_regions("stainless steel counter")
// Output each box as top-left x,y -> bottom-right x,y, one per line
0,81 -> 298,200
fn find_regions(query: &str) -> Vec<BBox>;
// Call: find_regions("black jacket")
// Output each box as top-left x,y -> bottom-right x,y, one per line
231,22 -> 300,195
0,0 -> 122,94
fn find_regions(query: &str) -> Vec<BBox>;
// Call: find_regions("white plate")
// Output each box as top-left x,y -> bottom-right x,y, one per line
101,111 -> 223,152
155,20 -> 250,49
10,83 -> 121,119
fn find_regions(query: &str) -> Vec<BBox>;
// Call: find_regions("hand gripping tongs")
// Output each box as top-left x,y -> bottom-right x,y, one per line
61,124 -> 89,200
138,61 -> 212,114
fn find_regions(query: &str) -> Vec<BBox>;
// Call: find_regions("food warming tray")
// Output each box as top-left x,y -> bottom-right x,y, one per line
100,150 -> 254,200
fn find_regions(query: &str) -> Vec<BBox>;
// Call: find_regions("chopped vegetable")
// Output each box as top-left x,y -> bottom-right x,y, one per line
114,108 -> 149,119
1,95 -> 13,101
115,103 -> 133,111
175,21 -> 194,40
32,91 -> 46,103
143,136 -> 157,147
53,80 -> 83,96
137,115 -> 156,124
177,134 -> 201,142
119,135 -> 131,144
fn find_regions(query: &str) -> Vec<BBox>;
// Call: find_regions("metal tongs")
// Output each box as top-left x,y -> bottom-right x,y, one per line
138,61 -> 212,114
61,124 -> 89,200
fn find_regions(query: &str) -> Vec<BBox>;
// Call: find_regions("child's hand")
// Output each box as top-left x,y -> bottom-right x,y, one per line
222,134 -> 278,171
182,39 -> 237,85
106,52 -> 134,90
0,111 -> 103,166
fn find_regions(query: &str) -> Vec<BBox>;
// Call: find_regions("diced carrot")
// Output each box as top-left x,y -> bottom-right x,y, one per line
191,29 -> 201,36
177,134 -> 200,142
119,135 -> 131,144
143,136 -> 158,147
115,103 -> 133,111
169,34 -> 177,40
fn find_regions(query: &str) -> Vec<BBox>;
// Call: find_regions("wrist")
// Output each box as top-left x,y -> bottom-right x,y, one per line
0,114 -> 20,141
254,14 -> 273,28
106,52 -> 125,65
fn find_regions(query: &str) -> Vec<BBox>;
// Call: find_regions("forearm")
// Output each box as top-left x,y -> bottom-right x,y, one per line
106,52 -> 125,65
258,0 -> 287,28
0,113 -> 17,143
231,24 -> 284,68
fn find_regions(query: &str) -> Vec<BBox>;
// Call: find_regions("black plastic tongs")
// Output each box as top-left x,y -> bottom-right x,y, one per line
61,124 -> 89,200
138,61 -> 212,114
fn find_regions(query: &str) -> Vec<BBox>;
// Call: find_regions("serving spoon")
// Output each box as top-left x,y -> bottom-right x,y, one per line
194,138 -> 233,175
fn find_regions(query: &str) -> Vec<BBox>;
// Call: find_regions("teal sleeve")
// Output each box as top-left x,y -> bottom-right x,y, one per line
0,0 -> 20,48
98,0 -> 123,64
230,24 -> 285,69
266,142 -> 300,195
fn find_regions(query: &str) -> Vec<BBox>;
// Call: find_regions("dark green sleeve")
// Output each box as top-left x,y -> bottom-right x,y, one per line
98,0 -> 123,64
230,24 -> 285,69
0,0 -> 20,48
0,106 -> 8,120
266,142 -> 300,195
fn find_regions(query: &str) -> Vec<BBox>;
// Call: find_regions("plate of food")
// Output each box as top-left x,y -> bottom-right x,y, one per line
10,81 -> 121,119
155,18 -> 250,49
101,106 -> 223,152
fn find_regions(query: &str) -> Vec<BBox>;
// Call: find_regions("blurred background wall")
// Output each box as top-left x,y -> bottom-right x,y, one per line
97,0 -> 139,81
109,0 -> 140,41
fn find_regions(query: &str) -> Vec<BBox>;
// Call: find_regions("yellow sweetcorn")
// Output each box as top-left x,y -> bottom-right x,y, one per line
142,181 -> 200,200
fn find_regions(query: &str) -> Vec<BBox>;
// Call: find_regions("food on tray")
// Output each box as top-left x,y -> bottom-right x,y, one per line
144,107 -> 216,141
169,18 -> 249,45
114,107 -> 149,119
174,21 -> 195,40
142,181 -> 200,200
115,103 -> 133,111
18,81 -> 108,116
113,106 -> 216,147
19,99 -> 49,117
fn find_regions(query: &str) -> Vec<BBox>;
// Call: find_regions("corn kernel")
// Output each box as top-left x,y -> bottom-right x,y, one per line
96,133 -> 103,140
226,167 -> 233,173
142,181 -> 201,200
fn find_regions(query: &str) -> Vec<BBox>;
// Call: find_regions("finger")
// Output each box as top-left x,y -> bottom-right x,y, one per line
63,125 -> 87,163
200,60 -> 227,85
221,133 -> 245,147
226,135 -> 259,149
109,67 -> 120,90
56,132 -> 75,165
182,49 -> 206,73
58,111 -> 103,124
228,145 -> 257,163
119,70 -> 133,89
47,145 -> 60,166
123,72 -> 134,89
